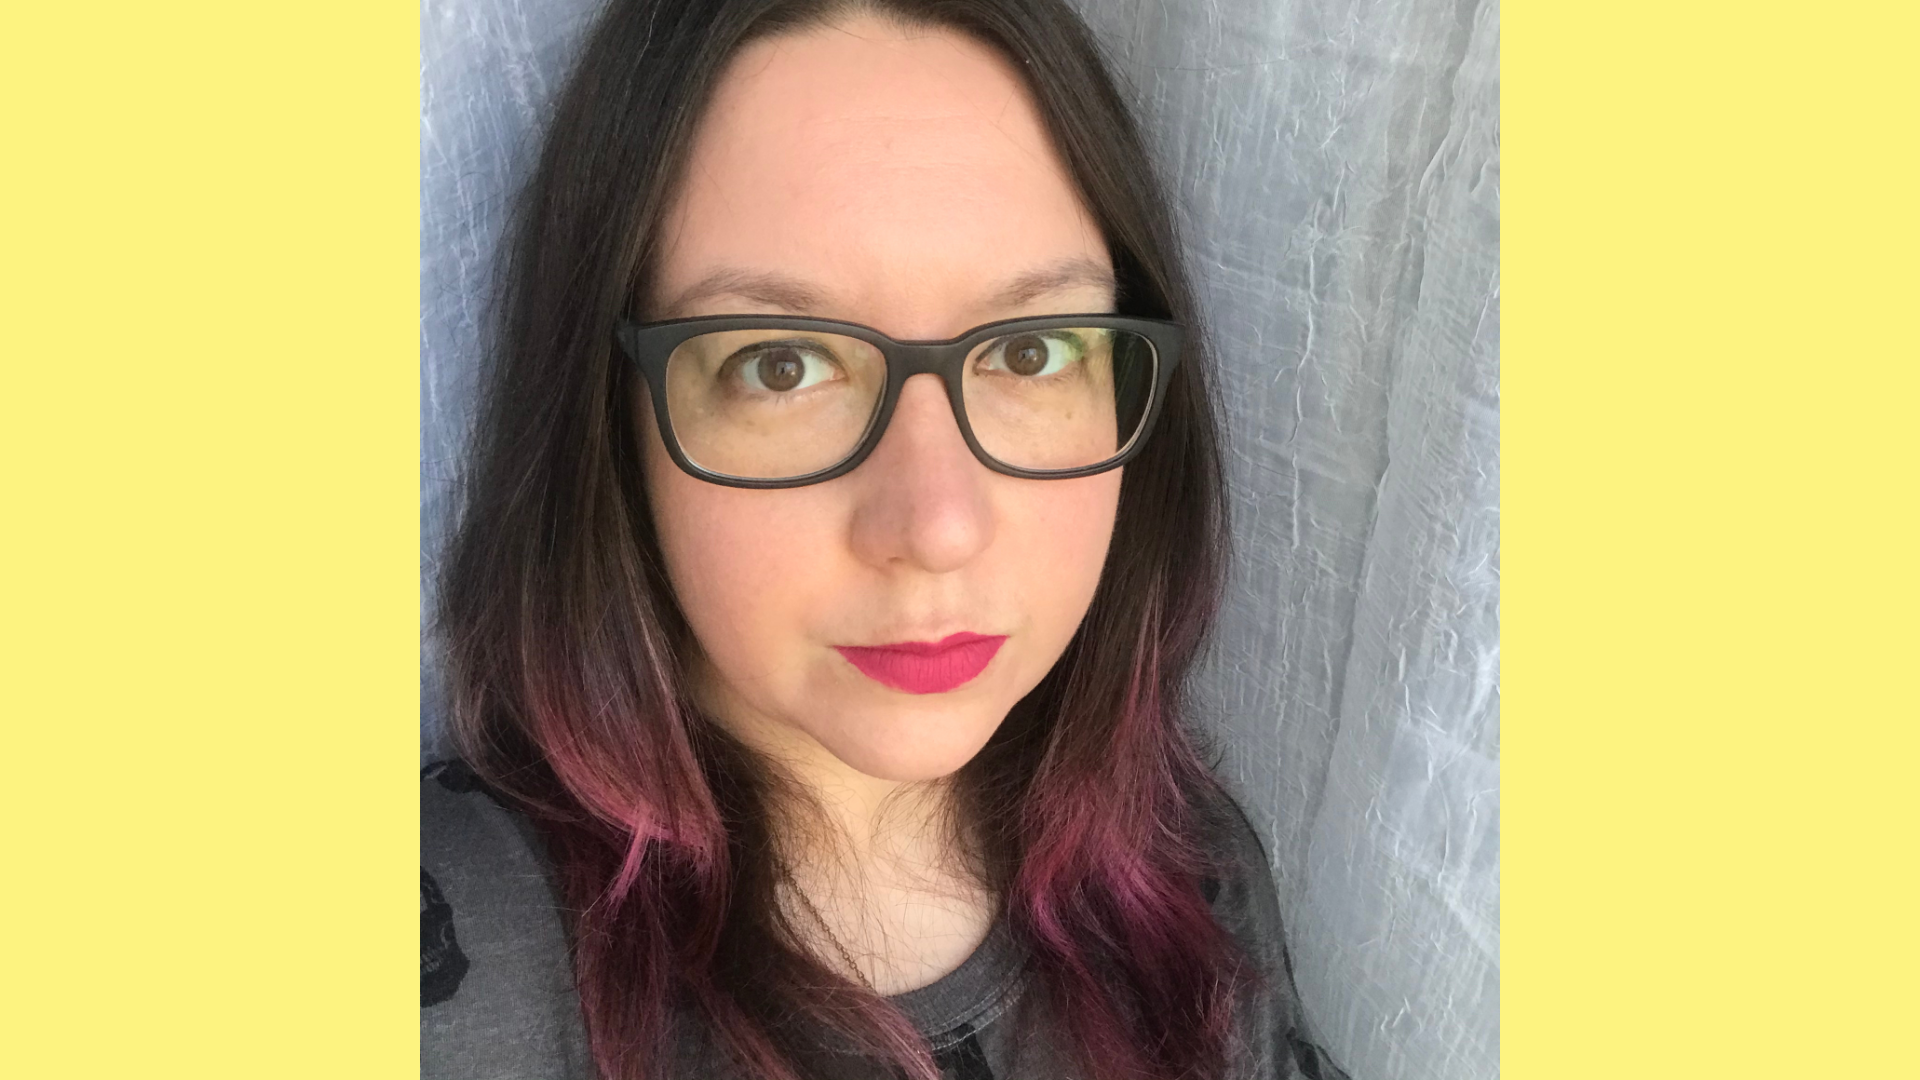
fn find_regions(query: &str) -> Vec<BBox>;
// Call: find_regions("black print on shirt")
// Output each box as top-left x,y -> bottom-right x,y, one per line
422,867 -> 470,1006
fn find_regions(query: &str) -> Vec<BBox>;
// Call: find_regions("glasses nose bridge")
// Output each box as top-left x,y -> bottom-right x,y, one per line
886,338 -> 971,380
876,337 -> 975,450
880,336 -> 974,421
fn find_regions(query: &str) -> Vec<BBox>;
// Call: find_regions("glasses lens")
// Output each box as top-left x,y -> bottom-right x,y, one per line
961,327 -> 1158,472
664,329 -> 886,480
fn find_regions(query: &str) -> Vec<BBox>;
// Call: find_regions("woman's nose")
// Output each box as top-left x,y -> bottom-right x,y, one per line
846,373 -> 995,573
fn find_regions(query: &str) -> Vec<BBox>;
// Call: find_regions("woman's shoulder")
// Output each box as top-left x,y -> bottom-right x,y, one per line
421,759 -> 553,882
1192,785 -> 1283,944
1192,787 -> 1351,1080
421,760 -> 593,1079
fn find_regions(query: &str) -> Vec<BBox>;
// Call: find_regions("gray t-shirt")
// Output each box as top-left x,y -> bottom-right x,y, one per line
422,761 -> 1346,1080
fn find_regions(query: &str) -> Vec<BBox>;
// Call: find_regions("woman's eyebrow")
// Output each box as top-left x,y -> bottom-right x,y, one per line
659,257 -> 1116,320
660,269 -> 834,318
990,257 -> 1116,309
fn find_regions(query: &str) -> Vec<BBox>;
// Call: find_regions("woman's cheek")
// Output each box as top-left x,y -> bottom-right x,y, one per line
638,432 -> 788,682
654,481 -> 841,689
1002,471 -> 1121,677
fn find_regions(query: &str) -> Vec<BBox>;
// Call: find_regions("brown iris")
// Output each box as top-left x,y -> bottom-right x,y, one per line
1003,334 -> 1048,376
755,347 -> 806,391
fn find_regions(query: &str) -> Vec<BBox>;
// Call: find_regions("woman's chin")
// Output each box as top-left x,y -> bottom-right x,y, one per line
807,702 -> 1005,783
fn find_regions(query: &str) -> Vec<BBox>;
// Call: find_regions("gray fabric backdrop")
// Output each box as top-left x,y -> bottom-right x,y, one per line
420,2 -> 1500,1077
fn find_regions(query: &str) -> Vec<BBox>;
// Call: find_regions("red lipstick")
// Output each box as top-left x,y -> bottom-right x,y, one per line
834,632 -> 1006,694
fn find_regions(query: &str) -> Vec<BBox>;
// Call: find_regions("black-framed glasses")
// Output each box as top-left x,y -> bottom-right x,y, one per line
616,314 -> 1183,489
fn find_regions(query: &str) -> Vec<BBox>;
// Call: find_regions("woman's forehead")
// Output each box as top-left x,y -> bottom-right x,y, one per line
653,16 -> 1111,333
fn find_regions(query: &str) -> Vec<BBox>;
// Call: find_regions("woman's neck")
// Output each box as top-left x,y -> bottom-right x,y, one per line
706,688 -> 997,993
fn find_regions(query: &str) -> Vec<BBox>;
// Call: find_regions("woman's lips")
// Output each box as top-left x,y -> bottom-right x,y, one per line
833,632 -> 1007,694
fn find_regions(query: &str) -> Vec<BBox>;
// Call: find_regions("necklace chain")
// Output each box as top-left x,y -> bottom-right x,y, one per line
780,867 -> 876,991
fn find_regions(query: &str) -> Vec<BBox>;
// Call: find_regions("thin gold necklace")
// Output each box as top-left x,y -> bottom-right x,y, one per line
780,866 -> 877,992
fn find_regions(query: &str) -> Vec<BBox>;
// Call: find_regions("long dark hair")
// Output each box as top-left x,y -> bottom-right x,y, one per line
439,1 -> 1245,1077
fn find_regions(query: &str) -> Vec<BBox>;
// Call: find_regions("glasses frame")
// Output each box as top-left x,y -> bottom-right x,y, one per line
615,313 -> 1185,489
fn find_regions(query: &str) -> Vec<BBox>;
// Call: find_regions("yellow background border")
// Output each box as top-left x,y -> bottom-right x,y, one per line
1507,1 -> 1916,1075
5,1 -> 417,1074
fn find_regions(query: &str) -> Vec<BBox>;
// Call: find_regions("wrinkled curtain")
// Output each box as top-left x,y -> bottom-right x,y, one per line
1071,3 -> 1500,1077
419,1 -> 1499,1076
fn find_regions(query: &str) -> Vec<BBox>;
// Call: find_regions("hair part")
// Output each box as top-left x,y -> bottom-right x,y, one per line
439,1 -> 1247,1077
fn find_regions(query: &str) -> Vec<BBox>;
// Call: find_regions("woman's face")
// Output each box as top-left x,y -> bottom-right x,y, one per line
644,17 -> 1120,784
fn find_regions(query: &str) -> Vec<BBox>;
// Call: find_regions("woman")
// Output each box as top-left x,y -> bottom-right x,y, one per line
423,1 -> 1348,1078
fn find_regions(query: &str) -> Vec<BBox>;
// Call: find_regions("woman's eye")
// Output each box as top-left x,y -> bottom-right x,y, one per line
981,332 -> 1083,378
732,344 -> 842,393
